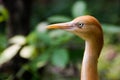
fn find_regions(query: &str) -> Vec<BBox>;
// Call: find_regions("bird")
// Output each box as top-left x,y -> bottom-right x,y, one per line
47,15 -> 103,80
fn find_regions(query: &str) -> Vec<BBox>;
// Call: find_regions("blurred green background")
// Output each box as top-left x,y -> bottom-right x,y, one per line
0,0 -> 120,80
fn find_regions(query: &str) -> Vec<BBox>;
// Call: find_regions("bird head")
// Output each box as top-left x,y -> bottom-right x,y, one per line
47,15 -> 103,41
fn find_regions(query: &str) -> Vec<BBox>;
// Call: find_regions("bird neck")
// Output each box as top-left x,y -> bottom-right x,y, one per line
81,40 -> 103,80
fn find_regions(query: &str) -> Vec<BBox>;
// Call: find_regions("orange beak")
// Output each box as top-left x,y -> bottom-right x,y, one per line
47,22 -> 72,29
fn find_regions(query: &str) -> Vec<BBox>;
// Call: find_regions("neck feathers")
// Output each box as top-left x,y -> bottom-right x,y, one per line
81,38 -> 103,80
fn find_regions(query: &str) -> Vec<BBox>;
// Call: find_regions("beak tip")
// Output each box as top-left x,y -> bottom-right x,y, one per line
46,26 -> 50,29
46,25 -> 52,29
46,24 -> 59,29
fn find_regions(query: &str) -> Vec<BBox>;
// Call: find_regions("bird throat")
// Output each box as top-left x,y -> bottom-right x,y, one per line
81,40 -> 102,80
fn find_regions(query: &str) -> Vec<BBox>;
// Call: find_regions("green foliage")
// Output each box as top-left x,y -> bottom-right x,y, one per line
48,30 -> 73,46
102,24 -> 120,34
47,0 -> 87,23
51,48 -> 69,68
47,15 -> 72,23
0,34 -> 7,53
0,5 -> 9,22
107,55 -> 120,80
18,22 -> 75,75
72,1 -> 86,17
29,52 -> 50,71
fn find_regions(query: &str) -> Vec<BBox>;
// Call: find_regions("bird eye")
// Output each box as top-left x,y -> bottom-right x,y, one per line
78,23 -> 84,28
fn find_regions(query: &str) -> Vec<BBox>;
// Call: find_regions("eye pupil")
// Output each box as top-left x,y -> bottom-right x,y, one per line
78,23 -> 84,28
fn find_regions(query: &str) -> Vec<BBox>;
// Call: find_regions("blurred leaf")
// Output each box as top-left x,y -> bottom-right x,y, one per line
16,65 -> 29,78
49,30 -> 66,38
102,24 -> 120,34
47,15 -> 71,23
36,22 -> 48,33
107,55 -> 120,80
0,34 -> 7,53
51,48 -> 69,68
0,16 -> 4,22
27,31 -> 52,46
27,31 -> 38,45
20,45 -> 36,59
29,52 -> 50,71
0,44 -> 21,65
49,30 -> 73,46
38,32 -> 52,45
0,5 -> 9,22
72,1 -> 86,17
9,35 -> 26,45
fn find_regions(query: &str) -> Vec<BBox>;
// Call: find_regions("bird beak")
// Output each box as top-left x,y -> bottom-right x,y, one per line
47,22 -> 72,30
